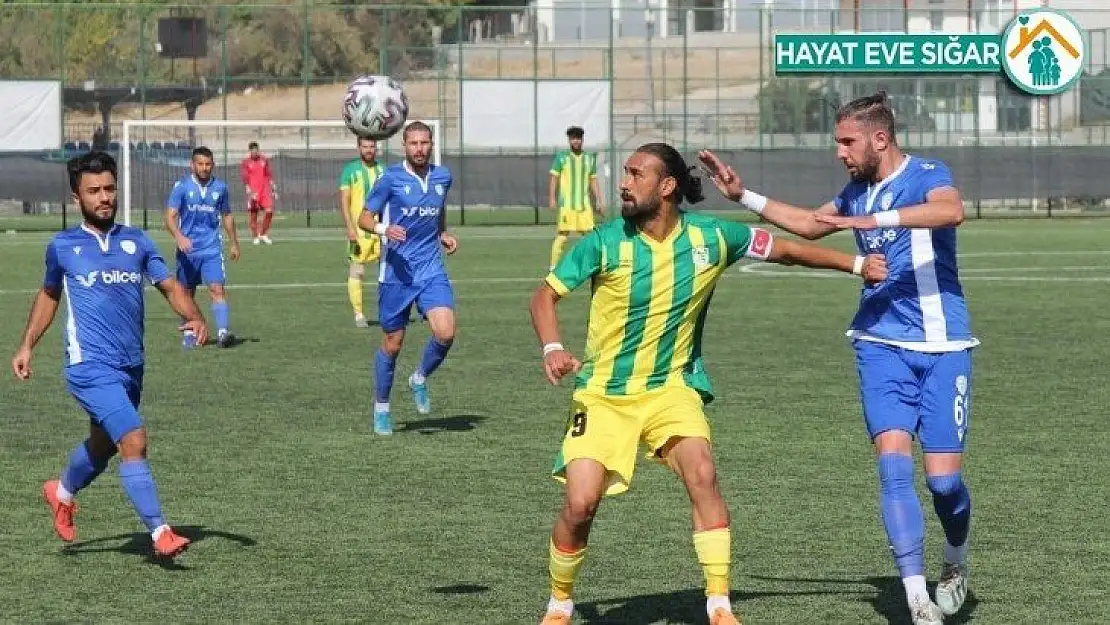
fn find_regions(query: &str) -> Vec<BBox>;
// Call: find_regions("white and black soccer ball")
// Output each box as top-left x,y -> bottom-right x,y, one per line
341,75 -> 409,141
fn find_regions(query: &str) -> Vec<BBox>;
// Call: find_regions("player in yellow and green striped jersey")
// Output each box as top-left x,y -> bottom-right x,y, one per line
548,126 -> 605,271
529,142 -> 888,625
338,136 -> 386,327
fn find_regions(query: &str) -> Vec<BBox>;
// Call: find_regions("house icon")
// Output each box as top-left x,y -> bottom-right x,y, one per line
1008,18 -> 1080,60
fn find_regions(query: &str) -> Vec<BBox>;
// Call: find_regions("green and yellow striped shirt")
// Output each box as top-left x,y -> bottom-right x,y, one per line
545,212 -> 760,403
338,159 -> 385,225
550,149 -> 597,212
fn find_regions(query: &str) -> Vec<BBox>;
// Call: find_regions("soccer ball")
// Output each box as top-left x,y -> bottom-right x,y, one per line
342,75 -> 409,140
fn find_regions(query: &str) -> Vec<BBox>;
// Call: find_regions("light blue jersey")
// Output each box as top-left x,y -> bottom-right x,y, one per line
166,174 -> 231,254
42,224 -> 171,372
834,156 -> 978,352
365,162 -> 453,285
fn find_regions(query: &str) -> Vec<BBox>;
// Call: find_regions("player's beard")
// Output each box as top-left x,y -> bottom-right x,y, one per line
80,199 -> 117,232
621,191 -> 662,220
406,152 -> 428,169
848,148 -> 881,183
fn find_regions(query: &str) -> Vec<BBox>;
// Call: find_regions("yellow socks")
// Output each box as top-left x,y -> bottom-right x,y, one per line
347,278 -> 363,317
693,527 -> 731,597
549,540 -> 587,601
549,234 -> 569,271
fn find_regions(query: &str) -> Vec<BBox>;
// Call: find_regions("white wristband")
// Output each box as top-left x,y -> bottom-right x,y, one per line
739,189 -> 768,214
852,255 -> 865,276
874,210 -> 901,227
373,222 -> 388,236
542,342 -> 564,357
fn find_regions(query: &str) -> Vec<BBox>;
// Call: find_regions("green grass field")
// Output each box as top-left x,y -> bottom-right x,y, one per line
1,219 -> 1107,624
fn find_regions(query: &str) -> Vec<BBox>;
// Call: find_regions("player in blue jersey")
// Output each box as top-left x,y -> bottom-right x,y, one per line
699,92 -> 974,625
357,121 -> 458,435
164,146 -> 241,348
10,152 -> 207,558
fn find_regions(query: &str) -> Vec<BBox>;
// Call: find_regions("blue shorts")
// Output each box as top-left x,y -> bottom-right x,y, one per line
378,275 -> 455,333
176,249 -> 226,288
65,362 -> 145,444
853,340 -> 973,453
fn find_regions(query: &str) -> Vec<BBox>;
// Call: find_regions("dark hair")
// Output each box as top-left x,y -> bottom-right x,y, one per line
566,126 -> 584,139
835,91 -> 897,139
635,142 -> 705,205
67,151 -> 117,194
192,146 -> 214,160
402,120 -> 433,142
248,141 -> 259,150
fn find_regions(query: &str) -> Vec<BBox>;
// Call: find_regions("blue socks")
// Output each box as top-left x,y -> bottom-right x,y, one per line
878,452 -> 925,578
374,348 -> 398,404
416,338 -> 452,380
211,300 -> 230,334
61,440 -> 111,495
118,459 -> 166,532
927,472 -> 972,550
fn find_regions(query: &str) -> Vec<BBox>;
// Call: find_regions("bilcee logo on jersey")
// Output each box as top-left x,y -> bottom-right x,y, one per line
864,229 -> 899,250
400,205 -> 441,218
186,203 -> 218,214
74,269 -> 143,288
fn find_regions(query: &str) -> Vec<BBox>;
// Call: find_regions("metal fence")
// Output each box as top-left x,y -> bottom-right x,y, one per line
3,2 -> 1110,230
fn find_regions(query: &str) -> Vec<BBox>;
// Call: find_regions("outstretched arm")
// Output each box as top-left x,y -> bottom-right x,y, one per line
530,283 -> 580,385
698,149 -> 841,240
766,238 -> 886,284
11,287 -> 61,380
815,187 -> 964,230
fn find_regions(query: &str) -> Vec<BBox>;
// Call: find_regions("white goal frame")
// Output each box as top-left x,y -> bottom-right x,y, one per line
120,118 -> 442,226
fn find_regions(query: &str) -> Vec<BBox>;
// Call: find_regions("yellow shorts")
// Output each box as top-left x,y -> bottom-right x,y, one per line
557,208 -> 595,233
348,235 -> 380,263
552,385 -> 711,496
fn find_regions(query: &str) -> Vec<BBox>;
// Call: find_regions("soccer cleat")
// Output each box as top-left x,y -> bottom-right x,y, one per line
152,527 -> 191,558
710,607 -> 742,625
217,330 -> 235,348
354,313 -> 369,328
183,330 -> 198,350
252,236 -> 261,246
409,376 -> 431,415
260,235 -> 273,245
42,480 -> 78,542
909,598 -> 944,625
373,408 -> 393,436
936,562 -> 969,616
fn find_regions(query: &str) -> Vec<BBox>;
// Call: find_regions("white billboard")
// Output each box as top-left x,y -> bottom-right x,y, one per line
461,80 -> 611,149
0,81 -> 62,152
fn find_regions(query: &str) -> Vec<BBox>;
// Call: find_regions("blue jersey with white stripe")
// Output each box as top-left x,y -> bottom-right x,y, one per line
167,174 -> 231,253
834,156 -> 976,349
365,162 -> 453,285
42,224 -> 171,371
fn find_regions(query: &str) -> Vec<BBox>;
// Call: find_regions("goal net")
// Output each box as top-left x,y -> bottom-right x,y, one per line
120,119 -> 442,228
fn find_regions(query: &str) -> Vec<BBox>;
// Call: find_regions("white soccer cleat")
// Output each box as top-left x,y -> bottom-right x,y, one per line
252,236 -> 261,245
260,235 -> 273,245
935,562 -> 969,616
354,313 -> 369,328
910,598 -> 944,625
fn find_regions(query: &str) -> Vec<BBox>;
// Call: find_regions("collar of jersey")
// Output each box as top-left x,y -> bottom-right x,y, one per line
637,213 -> 686,248
864,154 -> 911,214
402,161 -> 432,194
81,222 -> 119,253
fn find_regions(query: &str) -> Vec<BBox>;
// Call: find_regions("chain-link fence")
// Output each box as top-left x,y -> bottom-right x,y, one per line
2,2 -> 1110,231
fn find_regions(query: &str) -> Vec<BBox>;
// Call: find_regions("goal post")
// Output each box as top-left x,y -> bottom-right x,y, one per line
120,118 -> 442,228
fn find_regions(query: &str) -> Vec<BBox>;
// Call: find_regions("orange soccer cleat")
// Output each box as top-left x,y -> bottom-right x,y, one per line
153,527 -> 191,558
42,479 -> 78,542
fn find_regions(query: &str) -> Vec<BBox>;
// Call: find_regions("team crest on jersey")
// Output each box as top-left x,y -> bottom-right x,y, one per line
73,246 -> 82,255
922,162 -> 936,170
213,192 -> 220,201
881,192 -> 894,211
435,184 -> 444,196
691,246 -> 711,270
120,240 -> 137,255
